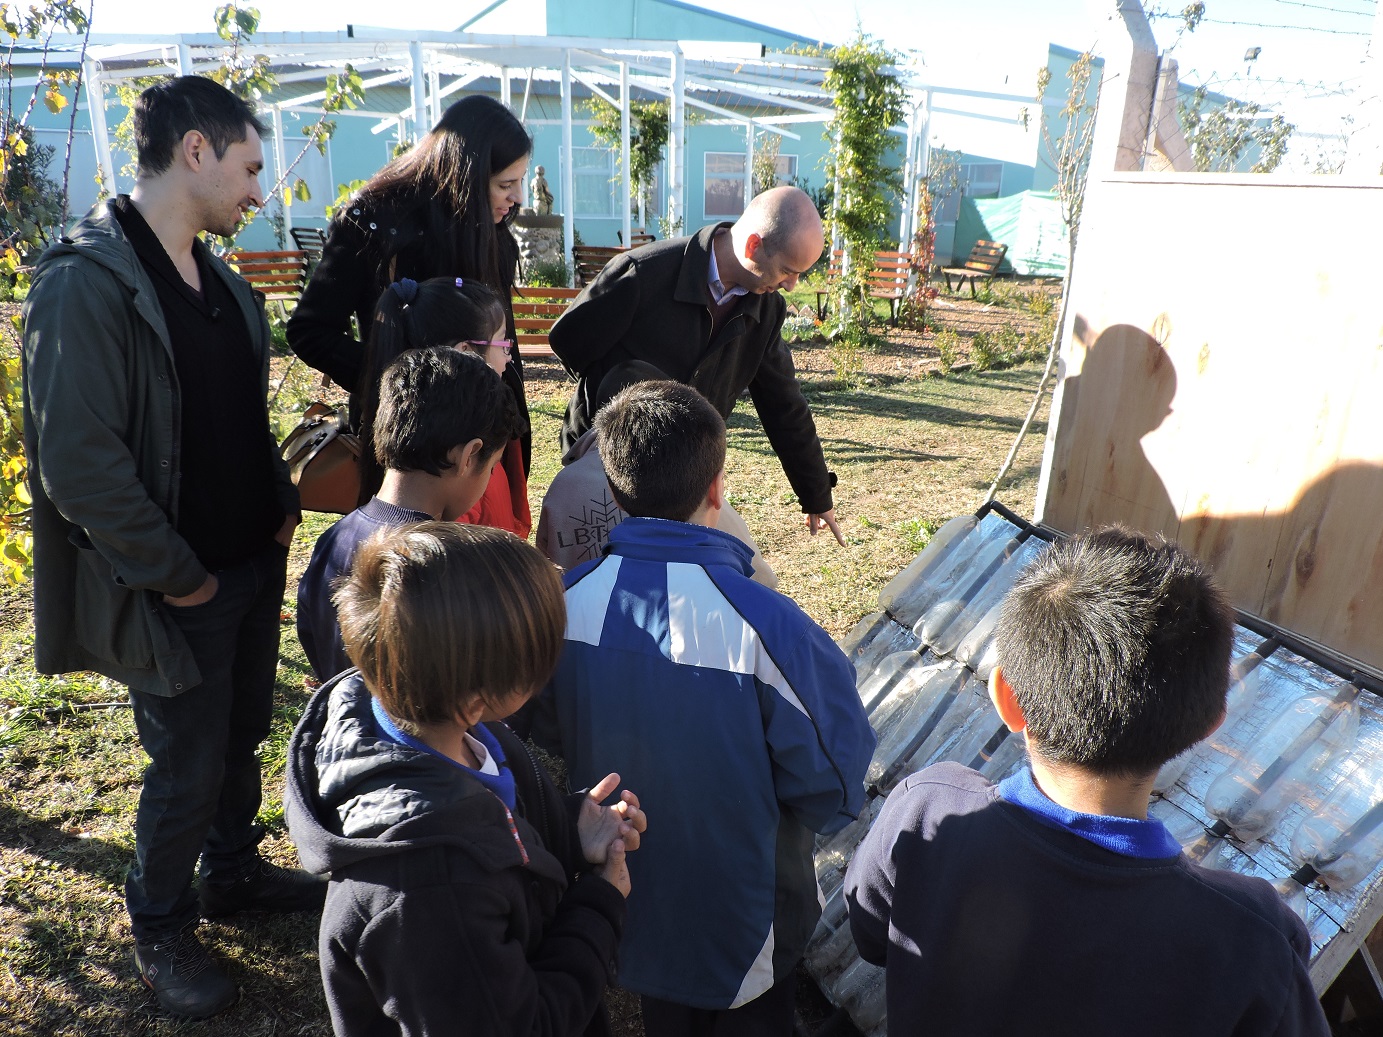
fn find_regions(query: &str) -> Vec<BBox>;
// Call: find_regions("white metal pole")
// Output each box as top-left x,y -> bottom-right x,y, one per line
176,43 -> 194,76
669,47 -> 685,234
84,60 -> 116,198
899,102 -> 918,250
561,49 -> 575,285
743,120 -> 754,211
520,66 -> 534,122
409,41 -> 429,139
620,61 -> 632,244
428,64 -> 442,126
500,65 -> 511,108
272,105 -> 288,233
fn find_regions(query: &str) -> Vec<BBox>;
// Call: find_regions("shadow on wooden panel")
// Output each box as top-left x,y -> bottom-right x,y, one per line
1182,461 -> 1383,667
1044,323 -> 1178,539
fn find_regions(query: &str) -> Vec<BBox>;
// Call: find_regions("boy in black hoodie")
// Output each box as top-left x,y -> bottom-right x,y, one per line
286,522 -> 646,1037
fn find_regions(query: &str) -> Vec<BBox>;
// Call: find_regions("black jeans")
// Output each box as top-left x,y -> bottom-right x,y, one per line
125,542 -> 287,942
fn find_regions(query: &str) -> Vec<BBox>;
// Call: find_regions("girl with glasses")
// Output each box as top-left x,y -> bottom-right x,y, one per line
360,276 -> 531,537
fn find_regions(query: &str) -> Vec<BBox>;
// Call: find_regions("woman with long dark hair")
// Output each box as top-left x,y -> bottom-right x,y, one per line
287,94 -> 533,466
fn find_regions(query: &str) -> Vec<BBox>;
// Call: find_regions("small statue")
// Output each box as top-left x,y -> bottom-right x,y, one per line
530,165 -> 554,216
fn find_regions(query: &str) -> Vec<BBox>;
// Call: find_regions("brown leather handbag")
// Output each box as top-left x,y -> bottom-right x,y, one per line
279,402 -> 362,514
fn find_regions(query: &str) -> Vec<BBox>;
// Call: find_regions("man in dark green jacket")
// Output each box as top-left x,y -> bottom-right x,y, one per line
22,77 -> 323,1019
550,186 -> 845,545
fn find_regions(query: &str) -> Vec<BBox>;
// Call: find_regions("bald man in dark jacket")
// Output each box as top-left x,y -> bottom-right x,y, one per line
549,186 -> 844,544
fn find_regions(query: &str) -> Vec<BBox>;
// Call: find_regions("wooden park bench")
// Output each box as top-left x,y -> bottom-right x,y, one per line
289,226 -> 328,265
941,239 -> 1009,297
226,249 -> 309,308
512,285 -> 581,359
572,244 -> 628,287
618,228 -> 656,248
815,249 -> 914,323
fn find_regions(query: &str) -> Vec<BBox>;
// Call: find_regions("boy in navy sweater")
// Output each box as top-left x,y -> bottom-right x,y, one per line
297,347 -> 517,681
845,527 -> 1329,1036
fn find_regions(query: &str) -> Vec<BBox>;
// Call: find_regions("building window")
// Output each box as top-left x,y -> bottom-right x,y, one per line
961,162 -> 1003,199
704,152 -> 798,218
573,146 -> 618,217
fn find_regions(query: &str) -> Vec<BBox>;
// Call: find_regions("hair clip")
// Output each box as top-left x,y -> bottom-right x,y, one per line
455,277 -> 464,288
389,278 -> 419,304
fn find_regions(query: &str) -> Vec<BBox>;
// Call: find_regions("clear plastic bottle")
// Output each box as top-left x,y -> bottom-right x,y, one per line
892,675 -> 993,779
910,533 -> 1020,645
1207,639 -> 1284,757
866,662 -> 971,792
978,730 -> 1028,782
805,907 -> 860,983
883,513 -> 1017,629
1288,760 -> 1383,891
1153,639 -> 1280,796
920,536 -> 1048,658
850,621 -> 926,701
814,796 -> 885,897
842,610 -> 891,659
877,514 -> 979,620
836,957 -> 888,1035
856,649 -> 936,718
1203,684 -> 1359,842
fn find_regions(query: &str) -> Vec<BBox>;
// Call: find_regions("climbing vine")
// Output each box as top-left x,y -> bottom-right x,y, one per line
821,34 -> 906,335
584,96 -> 668,228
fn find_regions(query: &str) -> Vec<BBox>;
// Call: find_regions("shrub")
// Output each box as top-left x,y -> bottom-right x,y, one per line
934,329 -> 961,375
970,331 -> 999,371
781,309 -> 822,344
524,258 -> 570,288
1026,288 -> 1055,318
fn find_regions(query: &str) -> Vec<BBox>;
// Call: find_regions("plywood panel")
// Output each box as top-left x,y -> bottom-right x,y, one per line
1037,175 -> 1383,671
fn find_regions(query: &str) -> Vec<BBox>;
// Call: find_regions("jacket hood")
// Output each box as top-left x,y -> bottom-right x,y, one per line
560,428 -> 600,466
604,516 -> 756,575
34,202 -> 146,290
286,672 -> 557,880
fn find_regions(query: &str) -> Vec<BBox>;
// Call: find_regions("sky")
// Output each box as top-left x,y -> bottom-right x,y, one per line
70,0 -> 1377,170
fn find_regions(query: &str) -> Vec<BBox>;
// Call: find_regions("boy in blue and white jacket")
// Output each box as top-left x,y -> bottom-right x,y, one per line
533,381 -> 875,1037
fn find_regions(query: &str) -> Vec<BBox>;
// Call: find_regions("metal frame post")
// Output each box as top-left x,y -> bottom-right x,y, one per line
620,61 -> 632,244
744,119 -> 755,211
561,49 -> 575,284
84,59 -> 116,197
668,46 -> 685,234
409,40 -> 428,138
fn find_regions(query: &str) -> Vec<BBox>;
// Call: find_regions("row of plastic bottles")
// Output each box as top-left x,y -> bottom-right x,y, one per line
816,506 -> 1383,1032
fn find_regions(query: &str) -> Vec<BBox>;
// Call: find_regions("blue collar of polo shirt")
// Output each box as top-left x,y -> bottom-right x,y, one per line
998,766 -> 1181,860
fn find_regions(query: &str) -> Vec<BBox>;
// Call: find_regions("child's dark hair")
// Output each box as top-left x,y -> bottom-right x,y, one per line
357,277 -> 508,502
373,346 -> 517,474
134,75 -> 266,175
594,380 -> 726,522
996,526 -> 1234,778
335,522 -> 565,732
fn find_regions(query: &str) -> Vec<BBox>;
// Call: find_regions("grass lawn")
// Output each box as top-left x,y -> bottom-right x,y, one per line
0,285 -> 1053,1035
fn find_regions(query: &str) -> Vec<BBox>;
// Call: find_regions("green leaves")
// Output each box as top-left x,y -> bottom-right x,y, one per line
823,35 -> 906,338
584,97 -> 670,201
0,358 -> 33,585
1178,85 -> 1295,174
214,3 -> 261,40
